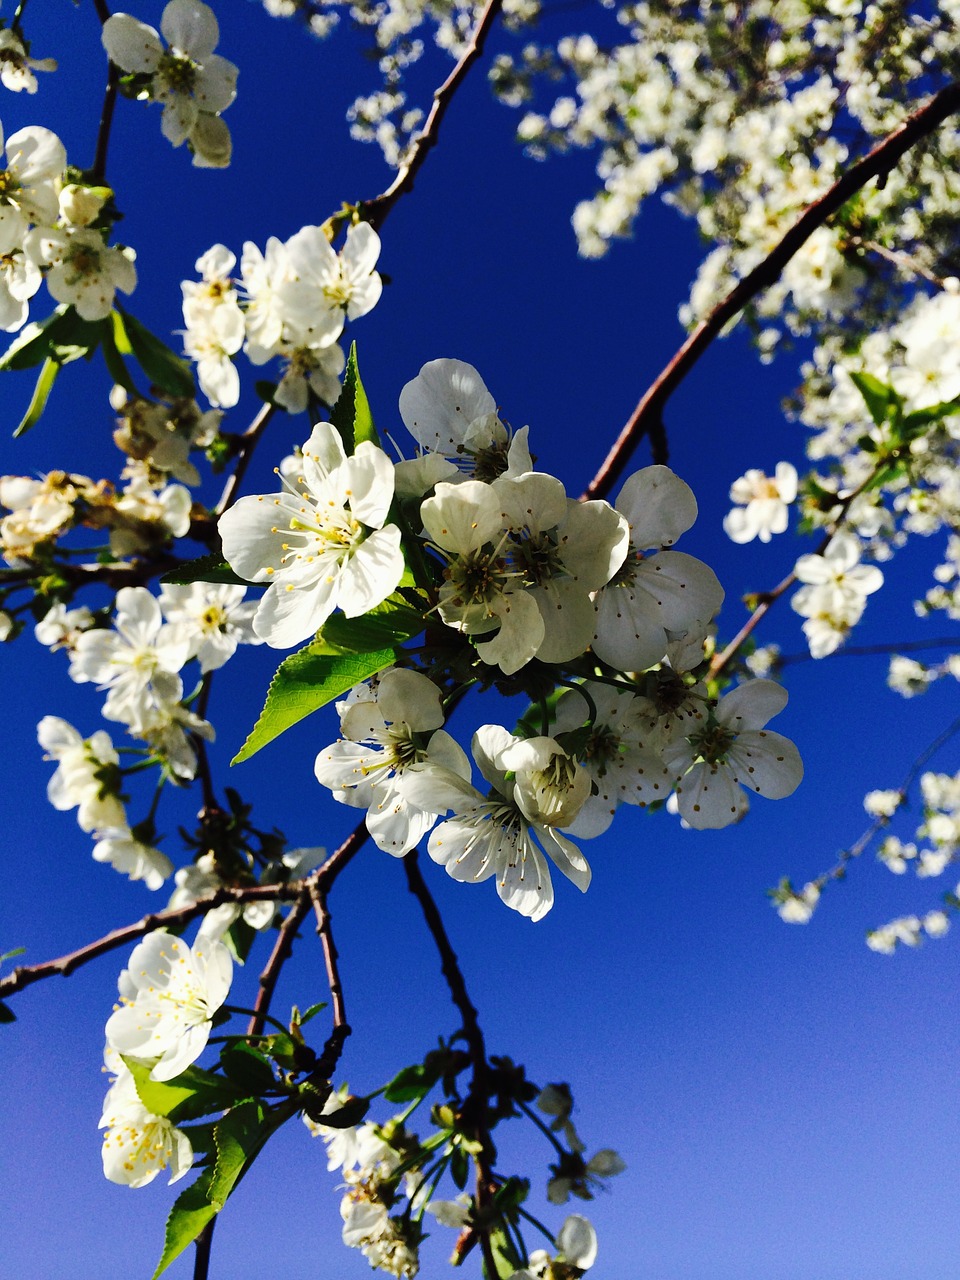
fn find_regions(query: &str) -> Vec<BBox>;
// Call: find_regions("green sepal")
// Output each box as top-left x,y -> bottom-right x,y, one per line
485,1225 -> 523,1279
160,552 -> 251,587
330,342 -> 378,452
123,1056 -> 247,1123
231,638 -> 397,764
115,305 -> 195,398
151,1101 -> 287,1278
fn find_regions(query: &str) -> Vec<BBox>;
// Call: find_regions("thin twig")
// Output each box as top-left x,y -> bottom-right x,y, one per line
308,880 -> 347,1033
776,635 -> 960,667
247,889 -> 313,1038
403,852 -> 498,1278
91,63 -> 119,185
583,79 -> 960,500
2,815 -> 371,1002
214,403 -> 276,517
0,882 -> 300,998
363,0 -> 505,230
193,1220 -> 215,1280
809,710 -> 960,891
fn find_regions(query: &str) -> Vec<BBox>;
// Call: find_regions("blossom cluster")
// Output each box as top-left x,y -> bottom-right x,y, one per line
180,221 -> 381,408
218,358 -> 803,921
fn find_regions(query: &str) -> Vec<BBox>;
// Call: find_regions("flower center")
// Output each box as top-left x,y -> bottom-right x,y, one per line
158,51 -> 199,94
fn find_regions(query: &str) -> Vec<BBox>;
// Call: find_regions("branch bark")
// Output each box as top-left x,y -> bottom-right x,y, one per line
583,79 -> 960,501
363,0 -> 505,230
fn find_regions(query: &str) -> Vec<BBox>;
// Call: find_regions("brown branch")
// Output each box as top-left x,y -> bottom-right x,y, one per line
308,880 -> 348,1033
247,888 -> 313,1038
583,79 -> 960,501
403,851 -> 498,1278
91,63 -> 119,185
0,881 -> 300,999
214,403 -> 277,517
776,635 -> 960,667
1,820 -> 372,1002
362,0 -> 505,231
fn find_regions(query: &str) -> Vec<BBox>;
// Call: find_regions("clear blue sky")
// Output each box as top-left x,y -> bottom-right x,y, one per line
2,5 -> 959,1278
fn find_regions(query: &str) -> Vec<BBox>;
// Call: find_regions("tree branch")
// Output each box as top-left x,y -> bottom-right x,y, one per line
247,889 -> 313,1038
0,882 -> 303,999
363,0 -> 505,230
403,851 -> 498,1277
214,403 -> 276,517
583,79 -> 960,501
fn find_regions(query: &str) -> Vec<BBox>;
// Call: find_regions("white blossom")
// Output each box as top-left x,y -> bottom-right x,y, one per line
100,1069 -> 193,1188
723,463 -> 798,543
105,930 -> 232,1081
219,421 -> 404,648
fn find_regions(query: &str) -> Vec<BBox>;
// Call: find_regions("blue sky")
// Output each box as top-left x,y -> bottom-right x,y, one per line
2,4 -> 959,1278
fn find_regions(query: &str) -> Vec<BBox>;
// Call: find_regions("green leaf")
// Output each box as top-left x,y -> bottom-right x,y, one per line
0,946 -> 25,964
219,1043 -> 276,1095
849,371 -> 896,428
330,342 -> 378,452
0,306 -> 98,371
160,552 -> 251,587
295,1000 -> 327,1027
486,1225 -> 522,1279
124,1057 -> 244,1123
232,639 -> 397,764
384,1060 -> 444,1104
13,356 -> 60,437
319,597 -> 424,653
100,318 -> 139,395
115,305 -> 194,398
152,1101 -> 286,1278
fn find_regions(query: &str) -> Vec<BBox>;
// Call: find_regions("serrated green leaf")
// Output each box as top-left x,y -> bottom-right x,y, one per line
116,305 -> 194,398
849,370 -> 896,428
160,553 -> 251,587
330,342 -> 378,452
124,1056 -> 244,1123
232,639 -> 397,764
319,598 -> 424,653
13,356 -> 60,437
152,1101 -> 285,1278
152,1166 -> 218,1278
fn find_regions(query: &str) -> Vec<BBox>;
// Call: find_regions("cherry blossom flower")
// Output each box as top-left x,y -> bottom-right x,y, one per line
102,0 -> 238,166
663,679 -> 803,829
0,30 -> 57,94
397,357 -> 532,486
791,532 -> 883,656
0,121 -> 65,254
406,724 -> 592,921
421,478 -> 543,674
92,825 -> 174,889
159,582 -> 260,672
100,1068 -> 193,1188
314,668 -> 471,855
219,421 -> 404,648
37,716 -> 125,833
592,465 -> 724,672
105,930 -> 232,1080
723,462 -> 798,543
551,682 -> 678,837
24,226 -> 137,321
69,587 -> 191,731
